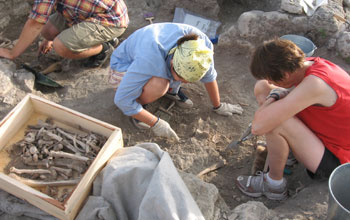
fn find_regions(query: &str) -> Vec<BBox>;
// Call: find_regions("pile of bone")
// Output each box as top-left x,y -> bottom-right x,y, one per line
7,119 -> 106,199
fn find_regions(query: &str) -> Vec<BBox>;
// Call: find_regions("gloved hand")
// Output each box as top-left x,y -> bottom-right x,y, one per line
151,118 -> 180,141
266,88 -> 291,100
213,102 -> 243,116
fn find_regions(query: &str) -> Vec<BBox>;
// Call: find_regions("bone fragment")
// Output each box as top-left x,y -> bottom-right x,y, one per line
9,173 -> 80,187
56,128 -> 89,153
39,175 -> 47,180
10,167 -> 51,175
62,140 -> 83,153
32,154 -> 39,162
58,172 -> 69,180
29,146 -> 39,155
196,160 -> 227,178
37,139 -> 55,147
24,132 -> 36,143
50,150 -> 90,162
51,166 -> 72,177
53,160 -> 86,173
43,130 -> 63,142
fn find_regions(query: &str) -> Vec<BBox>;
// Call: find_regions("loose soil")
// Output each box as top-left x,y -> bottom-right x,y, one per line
2,2 -> 350,219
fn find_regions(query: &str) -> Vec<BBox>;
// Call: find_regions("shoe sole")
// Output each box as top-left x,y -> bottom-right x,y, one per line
235,179 -> 288,201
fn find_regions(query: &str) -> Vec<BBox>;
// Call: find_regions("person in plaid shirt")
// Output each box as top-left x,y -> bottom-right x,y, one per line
0,0 -> 129,68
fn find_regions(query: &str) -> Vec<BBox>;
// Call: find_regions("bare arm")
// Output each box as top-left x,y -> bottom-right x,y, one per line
204,80 -> 221,108
0,19 -> 44,59
252,75 -> 337,135
132,109 -> 158,127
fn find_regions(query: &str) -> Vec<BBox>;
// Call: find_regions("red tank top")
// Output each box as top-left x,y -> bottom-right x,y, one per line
297,57 -> 350,164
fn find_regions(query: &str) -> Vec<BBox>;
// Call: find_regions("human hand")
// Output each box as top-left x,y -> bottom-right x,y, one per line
0,48 -> 14,59
38,40 -> 53,55
213,102 -> 243,116
151,118 -> 179,141
266,88 -> 291,100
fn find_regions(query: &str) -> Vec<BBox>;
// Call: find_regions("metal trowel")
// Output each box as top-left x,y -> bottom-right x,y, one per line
226,123 -> 254,150
22,64 -> 63,88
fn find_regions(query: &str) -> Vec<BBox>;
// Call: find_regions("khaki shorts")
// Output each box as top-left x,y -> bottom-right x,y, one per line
49,13 -> 125,52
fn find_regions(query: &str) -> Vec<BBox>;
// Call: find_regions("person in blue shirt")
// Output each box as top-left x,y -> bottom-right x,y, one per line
109,22 -> 243,140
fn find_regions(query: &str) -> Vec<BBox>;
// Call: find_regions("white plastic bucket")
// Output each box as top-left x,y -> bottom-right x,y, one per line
280,34 -> 317,57
327,163 -> 350,220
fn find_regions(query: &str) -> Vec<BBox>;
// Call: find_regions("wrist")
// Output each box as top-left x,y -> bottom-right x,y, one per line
267,92 -> 280,100
150,117 -> 159,127
213,103 -> 221,110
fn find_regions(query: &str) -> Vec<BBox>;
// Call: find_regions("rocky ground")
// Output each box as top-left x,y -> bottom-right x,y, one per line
1,0 -> 350,219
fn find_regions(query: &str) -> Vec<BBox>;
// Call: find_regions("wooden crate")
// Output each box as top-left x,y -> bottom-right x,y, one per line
0,94 -> 123,220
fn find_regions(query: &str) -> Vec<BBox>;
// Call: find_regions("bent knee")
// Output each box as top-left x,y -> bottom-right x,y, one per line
52,38 -> 74,58
254,80 -> 274,105
41,22 -> 60,40
265,116 -> 300,136
139,77 -> 169,103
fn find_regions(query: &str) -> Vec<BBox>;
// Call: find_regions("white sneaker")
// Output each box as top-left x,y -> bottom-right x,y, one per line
286,151 -> 297,166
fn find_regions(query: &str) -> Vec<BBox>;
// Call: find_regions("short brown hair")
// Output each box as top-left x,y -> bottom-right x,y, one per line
177,33 -> 199,46
250,38 -> 305,82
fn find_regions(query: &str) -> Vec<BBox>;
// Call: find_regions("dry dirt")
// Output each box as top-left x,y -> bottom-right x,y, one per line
2,2 -> 350,219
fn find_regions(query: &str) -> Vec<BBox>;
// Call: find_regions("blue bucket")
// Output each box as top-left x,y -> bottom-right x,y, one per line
327,163 -> 350,220
280,34 -> 317,57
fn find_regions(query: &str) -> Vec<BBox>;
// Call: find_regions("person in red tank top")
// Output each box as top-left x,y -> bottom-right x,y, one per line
235,38 -> 350,201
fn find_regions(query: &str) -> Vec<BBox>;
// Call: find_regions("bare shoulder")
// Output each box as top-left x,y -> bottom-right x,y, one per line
297,75 -> 337,107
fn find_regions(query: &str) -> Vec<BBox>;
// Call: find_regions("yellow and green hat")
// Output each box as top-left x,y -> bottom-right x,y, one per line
169,39 -> 213,82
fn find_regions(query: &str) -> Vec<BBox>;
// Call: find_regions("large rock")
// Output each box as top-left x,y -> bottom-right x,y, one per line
0,60 -> 34,106
336,31 -> 350,58
281,0 -> 304,15
180,171 -> 230,220
228,201 -> 275,220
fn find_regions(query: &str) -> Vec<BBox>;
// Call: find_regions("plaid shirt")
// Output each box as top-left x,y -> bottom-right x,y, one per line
29,0 -> 129,28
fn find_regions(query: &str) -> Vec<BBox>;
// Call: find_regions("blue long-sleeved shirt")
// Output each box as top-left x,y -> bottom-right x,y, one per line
110,22 -> 217,116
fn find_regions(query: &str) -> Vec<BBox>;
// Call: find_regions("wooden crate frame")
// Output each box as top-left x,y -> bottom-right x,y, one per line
0,94 -> 123,220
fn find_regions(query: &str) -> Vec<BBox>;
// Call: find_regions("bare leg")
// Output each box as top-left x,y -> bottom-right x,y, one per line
254,80 -> 325,180
137,76 -> 170,105
131,77 -> 170,127
41,21 -> 60,40
41,20 -> 103,59
53,38 -> 102,59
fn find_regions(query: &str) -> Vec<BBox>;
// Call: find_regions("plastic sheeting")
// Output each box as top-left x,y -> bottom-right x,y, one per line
300,0 -> 328,16
76,143 -> 204,220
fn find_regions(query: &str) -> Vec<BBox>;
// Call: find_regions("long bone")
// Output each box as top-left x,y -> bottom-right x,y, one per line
43,130 -> 63,142
49,150 -> 90,162
56,128 -> 89,153
10,167 -> 51,175
9,173 -> 80,187
53,160 -> 86,173
50,166 -> 73,177
61,140 -> 84,153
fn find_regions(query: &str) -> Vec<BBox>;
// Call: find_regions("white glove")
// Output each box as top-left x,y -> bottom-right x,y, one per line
266,88 -> 291,100
151,118 -> 179,141
213,102 -> 243,116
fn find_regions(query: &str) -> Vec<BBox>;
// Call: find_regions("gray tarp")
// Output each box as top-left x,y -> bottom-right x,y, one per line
76,142 -> 205,220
